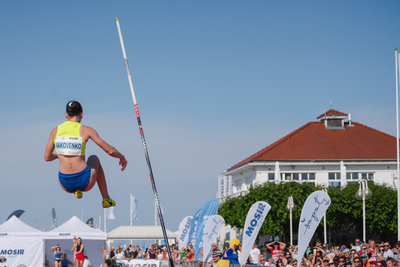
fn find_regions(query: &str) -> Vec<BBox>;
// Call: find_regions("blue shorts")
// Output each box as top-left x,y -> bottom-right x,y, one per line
59,165 -> 91,193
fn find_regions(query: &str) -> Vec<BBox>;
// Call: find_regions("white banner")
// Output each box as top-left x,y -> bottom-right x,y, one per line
0,237 -> 43,267
240,201 -> 271,265
202,215 -> 225,262
178,216 -> 193,250
116,259 -> 160,267
297,191 -> 331,267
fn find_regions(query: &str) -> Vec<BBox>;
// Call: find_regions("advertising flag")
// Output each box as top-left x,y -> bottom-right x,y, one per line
52,208 -> 57,228
187,209 -> 201,248
86,218 -> 93,227
178,216 -> 193,250
131,194 -> 138,221
6,210 -> 25,221
297,191 -> 331,267
240,201 -> 271,265
202,215 -> 225,263
194,199 -> 220,261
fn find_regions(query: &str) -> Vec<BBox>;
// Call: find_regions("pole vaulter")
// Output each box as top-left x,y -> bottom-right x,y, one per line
115,18 -> 175,267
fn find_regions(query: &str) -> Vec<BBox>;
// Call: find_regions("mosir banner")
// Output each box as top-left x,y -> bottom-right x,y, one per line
240,201 -> 271,266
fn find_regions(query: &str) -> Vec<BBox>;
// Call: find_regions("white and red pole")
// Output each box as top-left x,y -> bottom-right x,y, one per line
115,18 -> 174,267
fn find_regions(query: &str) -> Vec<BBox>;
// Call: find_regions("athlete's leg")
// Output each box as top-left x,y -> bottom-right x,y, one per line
85,155 -> 110,200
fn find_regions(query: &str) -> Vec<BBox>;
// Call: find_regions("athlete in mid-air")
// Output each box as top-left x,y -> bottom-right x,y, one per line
44,100 -> 127,208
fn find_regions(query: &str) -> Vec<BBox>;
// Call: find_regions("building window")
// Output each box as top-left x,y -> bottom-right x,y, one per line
329,172 -> 340,180
347,172 -> 374,180
282,173 -> 316,182
268,173 -> 274,181
329,181 -> 341,188
328,172 -> 341,187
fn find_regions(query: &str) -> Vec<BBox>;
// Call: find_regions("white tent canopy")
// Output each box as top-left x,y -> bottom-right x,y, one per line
0,216 -> 44,266
108,226 -> 177,240
45,216 -> 106,267
45,216 -> 106,240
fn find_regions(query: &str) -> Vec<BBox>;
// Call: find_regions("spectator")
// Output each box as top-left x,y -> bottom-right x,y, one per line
131,246 -> 138,259
82,255 -> 92,267
267,258 -> 276,267
267,242 -> 287,262
122,247 -> 132,261
172,248 -> 181,263
208,243 -> 222,266
61,254 -> 73,267
383,243 -> 394,260
369,257 -> 378,267
361,254 -> 370,267
249,243 -> 261,265
354,257 -> 362,267
386,258 -> 396,267
51,245 -> 62,267
353,240 -> 362,253
102,248 -> 112,267
258,254 -> 267,266
148,244 -> 157,259
369,240 -> 377,254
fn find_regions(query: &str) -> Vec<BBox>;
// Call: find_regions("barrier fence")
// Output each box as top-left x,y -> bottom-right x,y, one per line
104,260 -> 260,267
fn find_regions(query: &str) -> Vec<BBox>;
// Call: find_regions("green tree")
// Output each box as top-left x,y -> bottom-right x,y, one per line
218,181 -> 398,241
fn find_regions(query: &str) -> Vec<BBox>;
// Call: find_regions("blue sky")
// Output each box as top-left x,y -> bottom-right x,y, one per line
1,1 -> 400,238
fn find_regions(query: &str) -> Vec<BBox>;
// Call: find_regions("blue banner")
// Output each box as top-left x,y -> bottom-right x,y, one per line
187,209 -> 201,247
194,199 -> 219,261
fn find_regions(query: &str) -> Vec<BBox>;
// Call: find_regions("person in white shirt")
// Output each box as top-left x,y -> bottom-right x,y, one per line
249,243 -> 261,265
82,256 -> 91,267
383,242 -> 394,259
115,248 -> 124,260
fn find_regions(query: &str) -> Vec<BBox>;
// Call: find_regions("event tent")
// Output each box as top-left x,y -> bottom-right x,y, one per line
0,215 -> 44,266
45,216 -> 106,267
107,225 -> 177,241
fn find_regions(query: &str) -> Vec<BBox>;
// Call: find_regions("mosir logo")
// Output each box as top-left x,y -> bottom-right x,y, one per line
0,249 -> 24,255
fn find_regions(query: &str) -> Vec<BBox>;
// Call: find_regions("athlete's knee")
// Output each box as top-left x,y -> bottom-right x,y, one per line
87,154 -> 99,162
87,155 -> 100,165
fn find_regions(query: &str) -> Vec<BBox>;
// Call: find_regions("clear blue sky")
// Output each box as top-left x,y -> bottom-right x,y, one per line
1,1 -> 399,236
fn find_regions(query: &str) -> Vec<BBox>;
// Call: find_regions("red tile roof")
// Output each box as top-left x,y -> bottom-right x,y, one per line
228,120 -> 396,171
317,109 -> 348,119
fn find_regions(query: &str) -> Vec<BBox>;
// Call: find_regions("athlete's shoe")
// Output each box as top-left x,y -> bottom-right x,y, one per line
102,198 -> 116,208
75,190 -> 83,199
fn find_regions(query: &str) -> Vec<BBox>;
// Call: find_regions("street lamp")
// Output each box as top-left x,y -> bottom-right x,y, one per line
355,179 -> 372,242
286,196 -> 296,246
323,189 -> 328,245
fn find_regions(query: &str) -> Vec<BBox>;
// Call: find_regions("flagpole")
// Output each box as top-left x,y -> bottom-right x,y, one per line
104,209 -> 107,233
396,48 -> 399,238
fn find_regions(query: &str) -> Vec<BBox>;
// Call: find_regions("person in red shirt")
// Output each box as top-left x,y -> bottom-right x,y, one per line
266,241 -> 286,261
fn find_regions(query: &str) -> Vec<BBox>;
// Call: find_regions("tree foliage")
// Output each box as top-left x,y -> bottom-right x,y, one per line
218,181 -> 398,240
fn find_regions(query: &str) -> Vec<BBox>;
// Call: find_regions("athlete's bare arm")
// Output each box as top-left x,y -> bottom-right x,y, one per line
44,128 -> 58,162
83,126 -> 127,171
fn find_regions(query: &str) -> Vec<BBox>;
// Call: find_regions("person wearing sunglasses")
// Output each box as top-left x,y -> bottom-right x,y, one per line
353,257 -> 362,267
383,243 -> 394,259
338,257 -> 347,267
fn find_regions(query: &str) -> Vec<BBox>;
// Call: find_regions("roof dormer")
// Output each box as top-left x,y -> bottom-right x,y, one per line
316,109 -> 348,129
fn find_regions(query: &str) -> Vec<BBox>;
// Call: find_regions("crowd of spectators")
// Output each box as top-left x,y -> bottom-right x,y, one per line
102,238 -> 400,267
250,239 -> 400,267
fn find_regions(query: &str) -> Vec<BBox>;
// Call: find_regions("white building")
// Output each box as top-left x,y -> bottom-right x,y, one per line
218,109 -> 398,242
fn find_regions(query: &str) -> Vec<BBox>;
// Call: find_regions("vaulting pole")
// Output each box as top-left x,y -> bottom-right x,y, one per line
115,18 -> 174,267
